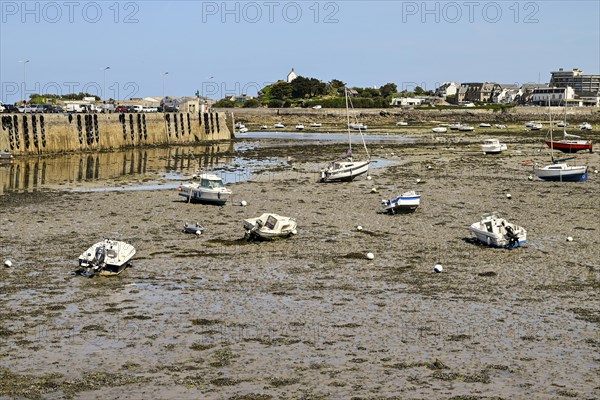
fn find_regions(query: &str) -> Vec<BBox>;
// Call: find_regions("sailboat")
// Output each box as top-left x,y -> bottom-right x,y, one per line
320,88 -> 370,182
534,102 -> 588,182
545,93 -> 593,153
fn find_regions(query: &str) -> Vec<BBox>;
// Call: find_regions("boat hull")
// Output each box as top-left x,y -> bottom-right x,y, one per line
545,140 -> 593,153
77,239 -> 136,277
534,164 -> 588,182
320,160 -> 370,182
383,194 -> 421,214
481,144 -> 507,154
243,214 -> 297,241
178,185 -> 232,205
469,216 -> 527,249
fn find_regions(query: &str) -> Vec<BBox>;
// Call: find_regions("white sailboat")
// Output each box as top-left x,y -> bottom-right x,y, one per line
320,88 -> 370,182
534,103 -> 588,182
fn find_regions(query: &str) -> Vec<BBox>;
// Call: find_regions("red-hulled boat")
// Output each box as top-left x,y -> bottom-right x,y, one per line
545,132 -> 593,153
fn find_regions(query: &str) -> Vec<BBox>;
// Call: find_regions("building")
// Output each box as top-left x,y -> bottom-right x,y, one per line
287,68 -> 298,83
458,82 -> 501,103
390,97 -> 423,107
492,84 -> 519,104
530,86 -> 575,106
434,82 -> 458,98
550,68 -> 600,97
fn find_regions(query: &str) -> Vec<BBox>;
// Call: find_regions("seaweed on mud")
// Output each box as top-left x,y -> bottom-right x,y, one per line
190,342 -> 215,351
478,271 -> 497,277
268,376 -> 300,387
191,318 -> 221,326
209,347 -> 238,367
569,307 -> 600,324
229,394 -> 273,400
211,377 -> 240,386
433,370 -> 491,384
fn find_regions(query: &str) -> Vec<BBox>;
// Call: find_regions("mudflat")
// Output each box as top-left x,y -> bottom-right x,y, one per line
1,132 -> 599,399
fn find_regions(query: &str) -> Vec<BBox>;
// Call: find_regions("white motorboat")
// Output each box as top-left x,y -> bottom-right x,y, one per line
235,121 -> 245,129
75,239 -> 136,277
449,123 -> 462,130
348,122 -> 367,131
178,173 -> 232,205
238,127 -> 249,134
243,213 -> 297,241
530,123 -> 543,130
260,125 -> 268,130
381,191 -> 421,214
494,124 -> 507,129
295,124 -> 305,131
479,123 -> 492,128
432,127 -> 447,133
274,123 -> 285,128
396,121 -> 408,126
469,213 -> 527,248
458,125 -> 475,131
321,88 -> 371,183
309,122 -> 322,128
579,122 -> 592,130
481,138 -> 507,154
557,121 -> 569,127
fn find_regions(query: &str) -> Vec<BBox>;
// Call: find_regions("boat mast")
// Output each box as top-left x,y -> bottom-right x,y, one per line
548,99 -> 555,163
345,87 -> 352,154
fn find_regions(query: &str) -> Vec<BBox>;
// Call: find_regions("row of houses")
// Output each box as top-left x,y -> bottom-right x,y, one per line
431,68 -> 600,107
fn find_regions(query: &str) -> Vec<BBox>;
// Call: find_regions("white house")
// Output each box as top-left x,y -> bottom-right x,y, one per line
391,97 -> 423,107
531,86 -> 575,106
287,68 -> 298,83
435,82 -> 458,98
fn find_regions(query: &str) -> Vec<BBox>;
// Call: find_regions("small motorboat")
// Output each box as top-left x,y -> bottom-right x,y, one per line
348,122 -> 367,131
260,125 -> 268,130
295,124 -> 305,131
183,222 -> 205,235
274,123 -> 285,129
479,123 -> 492,128
469,213 -> 527,248
494,124 -> 507,129
458,125 -> 475,131
74,239 -> 136,277
481,138 -> 507,154
238,127 -> 249,134
396,121 -> 408,126
557,121 -> 569,127
381,191 -> 421,214
309,122 -> 322,128
579,122 -> 592,130
243,213 -> 297,241
530,123 -> 543,130
449,123 -> 462,130
178,173 -> 232,205
432,127 -> 447,133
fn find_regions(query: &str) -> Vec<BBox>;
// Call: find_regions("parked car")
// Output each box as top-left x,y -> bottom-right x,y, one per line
2,104 -> 18,113
132,105 -> 144,113
0,103 -> 5,113
159,106 -> 179,112
98,104 -> 116,113
19,104 -> 44,113
115,105 -> 129,113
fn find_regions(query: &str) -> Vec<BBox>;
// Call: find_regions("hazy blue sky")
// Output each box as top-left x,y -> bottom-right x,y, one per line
1,0 -> 598,103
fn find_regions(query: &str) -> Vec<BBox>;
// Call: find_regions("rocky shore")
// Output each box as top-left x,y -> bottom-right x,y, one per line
1,132 -> 599,399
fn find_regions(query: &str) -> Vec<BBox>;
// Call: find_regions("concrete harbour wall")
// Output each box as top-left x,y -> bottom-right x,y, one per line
0,112 -> 233,156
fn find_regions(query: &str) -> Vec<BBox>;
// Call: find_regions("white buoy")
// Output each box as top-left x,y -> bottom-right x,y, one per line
595,170 -> 599,174
366,252 -> 375,260
366,176 -> 372,180
371,188 -> 378,193
427,165 -> 432,170
291,229 -> 298,235
528,175 -> 533,181
240,200 -> 247,206
506,193 -> 512,199
434,264 -> 443,273
195,230 -> 202,235
357,225 -> 363,231
567,236 -> 573,242
4,260 -> 12,268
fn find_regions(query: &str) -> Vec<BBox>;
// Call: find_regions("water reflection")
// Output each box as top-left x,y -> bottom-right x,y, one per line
0,144 -> 233,195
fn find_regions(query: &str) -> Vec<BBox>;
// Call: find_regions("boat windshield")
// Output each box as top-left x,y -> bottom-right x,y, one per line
201,179 -> 224,188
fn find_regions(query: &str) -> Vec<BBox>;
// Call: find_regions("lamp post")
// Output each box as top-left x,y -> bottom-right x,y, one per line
162,72 -> 169,99
18,60 -> 30,103
102,66 -> 110,101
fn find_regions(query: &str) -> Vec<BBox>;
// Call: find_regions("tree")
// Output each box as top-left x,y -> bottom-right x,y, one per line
213,98 -> 235,108
380,83 -> 398,98
415,86 -> 425,95
242,99 -> 261,108
328,79 -> 346,96
269,81 -> 292,100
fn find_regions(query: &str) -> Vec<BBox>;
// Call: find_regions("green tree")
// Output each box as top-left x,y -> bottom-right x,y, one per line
415,86 -> 425,95
213,98 -> 235,107
242,99 -> 261,108
380,83 -> 398,98
269,81 -> 292,100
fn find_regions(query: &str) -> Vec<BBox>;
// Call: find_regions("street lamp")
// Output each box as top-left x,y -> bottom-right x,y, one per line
162,72 -> 169,99
102,66 -> 110,101
18,60 -> 30,103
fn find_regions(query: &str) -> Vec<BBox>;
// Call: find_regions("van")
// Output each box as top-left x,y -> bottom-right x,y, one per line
132,105 -> 144,113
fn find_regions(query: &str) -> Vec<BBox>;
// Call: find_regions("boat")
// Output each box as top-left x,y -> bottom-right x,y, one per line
348,122 -> 368,131
74,239 -> 136,277
274,123 -> 285,128
295,124 -> 305,131
432,127 -> 447,133
449,123 -> 462,130
381,191 -> 421,214
458,125 -> 474,131
243,213 -> 297,241
530,123 -> 543,130
183,222 -> 205,234
469,213 -> 527,249
494,124 -> 507,129
534,103 -> 588,182
238,127 -> 249,134
479,123 -> 492,128
235,121 -> 245,129
260,125 -> 268,130
481,138 -> 507,154
396,121 -> 408,126
309,122 -> 322,128
320,88 -> 371,182
178,173 -> 232,205
525,121 -> 535,128
545,99 -> 592,153
579,122 -> 592,130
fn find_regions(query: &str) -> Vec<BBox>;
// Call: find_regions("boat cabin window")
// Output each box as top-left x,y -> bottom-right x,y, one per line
201,179 -> 225,188
265,216 -> 277,230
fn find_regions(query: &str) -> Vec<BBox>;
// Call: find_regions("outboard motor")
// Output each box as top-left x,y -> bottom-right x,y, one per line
93,246 -> 106,267
505,225 -> 519,248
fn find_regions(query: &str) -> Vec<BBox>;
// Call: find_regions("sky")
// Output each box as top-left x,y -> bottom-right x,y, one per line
1,0 -> 599,103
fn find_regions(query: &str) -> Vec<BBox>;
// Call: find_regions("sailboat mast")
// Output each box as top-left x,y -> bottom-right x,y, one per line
548,99 -> 554,163
345,87 -> 352,153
